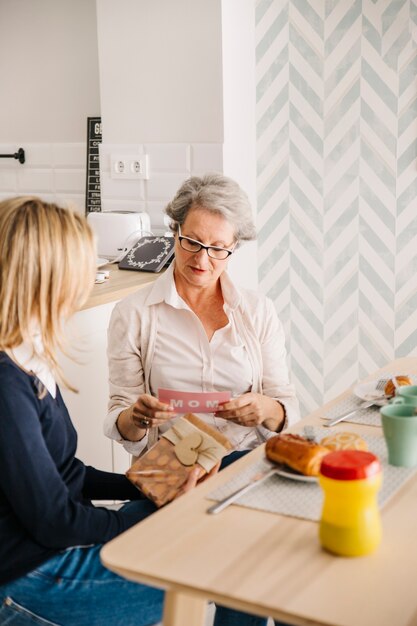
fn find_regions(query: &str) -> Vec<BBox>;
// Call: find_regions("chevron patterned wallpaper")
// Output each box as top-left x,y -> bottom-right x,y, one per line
256,0 -> 417,417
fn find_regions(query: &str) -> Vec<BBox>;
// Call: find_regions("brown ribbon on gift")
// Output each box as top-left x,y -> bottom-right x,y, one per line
162,418 -> 226,471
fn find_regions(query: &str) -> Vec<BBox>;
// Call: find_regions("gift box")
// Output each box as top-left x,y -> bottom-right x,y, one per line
126,413 -> 233,507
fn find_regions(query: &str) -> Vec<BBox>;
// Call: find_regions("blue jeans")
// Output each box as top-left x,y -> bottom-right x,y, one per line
0,498 -> 270,626
0,543 -> 268,626
0,543 -> 163,626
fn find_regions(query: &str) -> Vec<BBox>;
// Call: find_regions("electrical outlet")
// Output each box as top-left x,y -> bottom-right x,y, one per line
129,155 -> 149,180
131,160 -> 141,174
110,155 -> 127,179
110,154 -> 149,180
112,158 -> 126,176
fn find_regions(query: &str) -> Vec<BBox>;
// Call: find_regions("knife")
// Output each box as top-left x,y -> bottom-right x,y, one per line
207,468 -> 277,515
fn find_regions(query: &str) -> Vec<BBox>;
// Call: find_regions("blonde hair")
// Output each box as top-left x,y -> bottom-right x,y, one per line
0,197 -> 96,388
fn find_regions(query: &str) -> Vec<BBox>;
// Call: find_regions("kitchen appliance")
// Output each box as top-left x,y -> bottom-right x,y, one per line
87,211 -> 151,260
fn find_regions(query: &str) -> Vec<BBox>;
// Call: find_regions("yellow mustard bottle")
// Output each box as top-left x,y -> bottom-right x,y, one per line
319,450 -> 382,556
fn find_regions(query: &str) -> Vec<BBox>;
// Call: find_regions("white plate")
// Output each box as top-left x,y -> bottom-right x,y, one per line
97,257 -> 109,268
353,380 -> 386,402
275,465 -> 317,483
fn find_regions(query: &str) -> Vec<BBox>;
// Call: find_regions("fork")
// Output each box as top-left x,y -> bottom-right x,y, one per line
303,425 -> 316,441
324,377 -> 388,428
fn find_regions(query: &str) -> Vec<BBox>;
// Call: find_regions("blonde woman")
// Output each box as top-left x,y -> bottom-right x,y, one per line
0,197 -> 210,626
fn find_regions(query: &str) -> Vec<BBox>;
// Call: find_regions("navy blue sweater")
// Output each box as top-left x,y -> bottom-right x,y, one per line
0,352 -> 148,584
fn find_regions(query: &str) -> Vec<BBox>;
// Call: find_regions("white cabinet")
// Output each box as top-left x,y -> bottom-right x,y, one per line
57,265 -> 159,474
59,300 -> 131,473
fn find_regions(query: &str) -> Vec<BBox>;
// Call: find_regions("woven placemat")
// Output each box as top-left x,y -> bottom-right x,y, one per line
207,427 -> 417,522
319,373 -> 417,427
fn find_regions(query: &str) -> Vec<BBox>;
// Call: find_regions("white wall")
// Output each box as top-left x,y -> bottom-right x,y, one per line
0,0 -> 100,211
0,0 -> 258,283
96,0 -> 223,144
0,0 -> 100,142
96,0 -> 258,288
221,0 -> 257,288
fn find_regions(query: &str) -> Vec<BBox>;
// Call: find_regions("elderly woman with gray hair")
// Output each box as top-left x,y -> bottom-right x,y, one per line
105,173 -> 299,466
105,173 -> 298,626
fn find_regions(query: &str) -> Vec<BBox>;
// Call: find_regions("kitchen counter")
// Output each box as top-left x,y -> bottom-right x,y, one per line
81,263 -> 162,310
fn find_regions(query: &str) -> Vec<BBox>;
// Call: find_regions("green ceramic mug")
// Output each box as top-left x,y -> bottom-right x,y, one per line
380,403 -> 417,467
391,385 -> 417,407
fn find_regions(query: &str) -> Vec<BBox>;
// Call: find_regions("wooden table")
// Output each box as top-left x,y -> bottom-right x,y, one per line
101,358 -> 417,626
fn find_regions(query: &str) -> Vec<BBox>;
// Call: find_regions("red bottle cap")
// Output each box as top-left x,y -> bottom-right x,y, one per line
320,450 -> 381,481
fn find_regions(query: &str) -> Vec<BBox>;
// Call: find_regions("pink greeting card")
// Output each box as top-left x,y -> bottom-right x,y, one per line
158,388 -> 231,413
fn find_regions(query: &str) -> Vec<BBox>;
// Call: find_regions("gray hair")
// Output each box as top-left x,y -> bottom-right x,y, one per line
164,173 -> 256,242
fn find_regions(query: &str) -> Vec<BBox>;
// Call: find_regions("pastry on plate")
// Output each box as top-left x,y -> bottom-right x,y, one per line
265,433 -> 330,477
320,431 -> 368,451
384,375 -> 412,398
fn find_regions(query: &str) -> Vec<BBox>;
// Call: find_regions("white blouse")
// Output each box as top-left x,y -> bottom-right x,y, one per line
149,293 -> 257,450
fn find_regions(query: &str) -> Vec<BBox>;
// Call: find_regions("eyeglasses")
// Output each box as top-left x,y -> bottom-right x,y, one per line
177,225 -> 236,260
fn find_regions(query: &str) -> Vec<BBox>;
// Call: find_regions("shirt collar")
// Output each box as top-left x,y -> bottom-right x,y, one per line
9,334 -> 57,398
145,261 -> 242,311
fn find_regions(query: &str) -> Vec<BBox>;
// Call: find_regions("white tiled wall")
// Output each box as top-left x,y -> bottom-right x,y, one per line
0,143 -> 86,214
0,142 -> 223,231
99,142 -> 223,231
